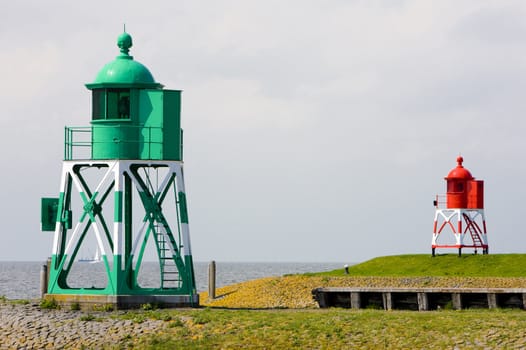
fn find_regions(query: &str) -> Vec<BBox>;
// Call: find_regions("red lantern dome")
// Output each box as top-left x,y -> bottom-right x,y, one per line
444,156 -> 483,209
445,156 -> 473,180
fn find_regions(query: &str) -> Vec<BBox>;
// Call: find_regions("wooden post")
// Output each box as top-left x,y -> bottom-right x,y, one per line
40,262 -> 48,298
313,289 -> 329,308
383,292 -> 392,310
351,292 -> 361,309
208,260 -> 216,300
452,293 -> 462,310
46,257 -> 51,287
417,292 -> 429,311
487,293 -> 497,309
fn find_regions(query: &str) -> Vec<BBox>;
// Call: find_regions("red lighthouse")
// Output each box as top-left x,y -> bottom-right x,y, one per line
432,156 -> 488,256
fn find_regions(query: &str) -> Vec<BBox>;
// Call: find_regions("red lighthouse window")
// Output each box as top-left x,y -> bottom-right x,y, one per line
448,181 -> 464,193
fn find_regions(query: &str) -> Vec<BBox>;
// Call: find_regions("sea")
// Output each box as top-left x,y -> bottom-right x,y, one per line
0,261 -> 345,300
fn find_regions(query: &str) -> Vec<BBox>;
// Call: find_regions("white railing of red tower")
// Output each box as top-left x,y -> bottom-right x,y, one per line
433,194 -> 447,209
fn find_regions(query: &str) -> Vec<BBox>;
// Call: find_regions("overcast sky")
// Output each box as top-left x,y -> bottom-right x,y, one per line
2,0 -> 526,263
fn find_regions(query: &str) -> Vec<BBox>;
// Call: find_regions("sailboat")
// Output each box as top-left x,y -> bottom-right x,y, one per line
78,247 -> 102,263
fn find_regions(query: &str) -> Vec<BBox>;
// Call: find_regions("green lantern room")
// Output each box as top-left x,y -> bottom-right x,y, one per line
72,32 -> 183,161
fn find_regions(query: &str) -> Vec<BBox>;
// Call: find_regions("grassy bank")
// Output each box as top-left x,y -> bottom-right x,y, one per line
6,297 -> 524,349
315,253 -> 526,277
129,308 -> 526,349
142,254 -> 526,348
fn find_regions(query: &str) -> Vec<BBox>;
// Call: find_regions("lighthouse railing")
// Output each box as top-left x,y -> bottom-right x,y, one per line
433,194 -> 447,209
64,125 -> 165,160
65,126 -> 92,160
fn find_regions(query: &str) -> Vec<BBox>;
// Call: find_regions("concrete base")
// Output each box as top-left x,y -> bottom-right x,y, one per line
43,293 -> 199,310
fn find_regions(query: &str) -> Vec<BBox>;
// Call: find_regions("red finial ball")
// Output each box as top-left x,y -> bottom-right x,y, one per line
446,156 -> 473,180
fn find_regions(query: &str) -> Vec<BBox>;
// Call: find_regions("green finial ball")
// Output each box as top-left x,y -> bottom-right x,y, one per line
117,32 -> 133,55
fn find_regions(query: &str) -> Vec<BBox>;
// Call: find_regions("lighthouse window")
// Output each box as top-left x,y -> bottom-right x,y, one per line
92,90 -> 105,120
447,181 -> 465,193
92,89 -> 130,120
107,89 -> 130,119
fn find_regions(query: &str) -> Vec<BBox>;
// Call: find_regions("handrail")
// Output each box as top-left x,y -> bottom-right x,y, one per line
64,126 -> 92,160
433,194 -> 447,209
64,125 -> 165,160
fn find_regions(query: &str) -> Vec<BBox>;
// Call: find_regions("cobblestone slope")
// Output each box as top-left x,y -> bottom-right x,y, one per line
0,302 -> 162,349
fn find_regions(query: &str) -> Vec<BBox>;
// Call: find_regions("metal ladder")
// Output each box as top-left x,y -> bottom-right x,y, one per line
462,213 -> 483,248
155,224 -> 182,289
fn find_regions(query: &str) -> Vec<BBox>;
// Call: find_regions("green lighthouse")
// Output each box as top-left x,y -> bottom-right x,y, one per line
41,32 -> 197,308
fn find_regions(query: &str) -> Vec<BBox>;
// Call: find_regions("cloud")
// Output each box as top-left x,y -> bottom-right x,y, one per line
451,4 -> 526,45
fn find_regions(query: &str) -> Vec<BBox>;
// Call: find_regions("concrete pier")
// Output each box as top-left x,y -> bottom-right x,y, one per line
312,287 -> 526,310
43,293 -> 199,310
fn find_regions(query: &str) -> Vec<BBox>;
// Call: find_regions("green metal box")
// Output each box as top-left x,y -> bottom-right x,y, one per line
139,89 -> 182,160
41,198 -> 59,231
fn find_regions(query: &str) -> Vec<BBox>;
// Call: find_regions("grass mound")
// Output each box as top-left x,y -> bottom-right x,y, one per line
200,254 -> 526,309
313,254 -> 526,277
134,308 -> 526,349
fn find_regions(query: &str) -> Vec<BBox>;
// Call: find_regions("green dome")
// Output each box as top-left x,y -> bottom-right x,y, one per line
86,32 -> 162,89
91,59 -> 157,86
